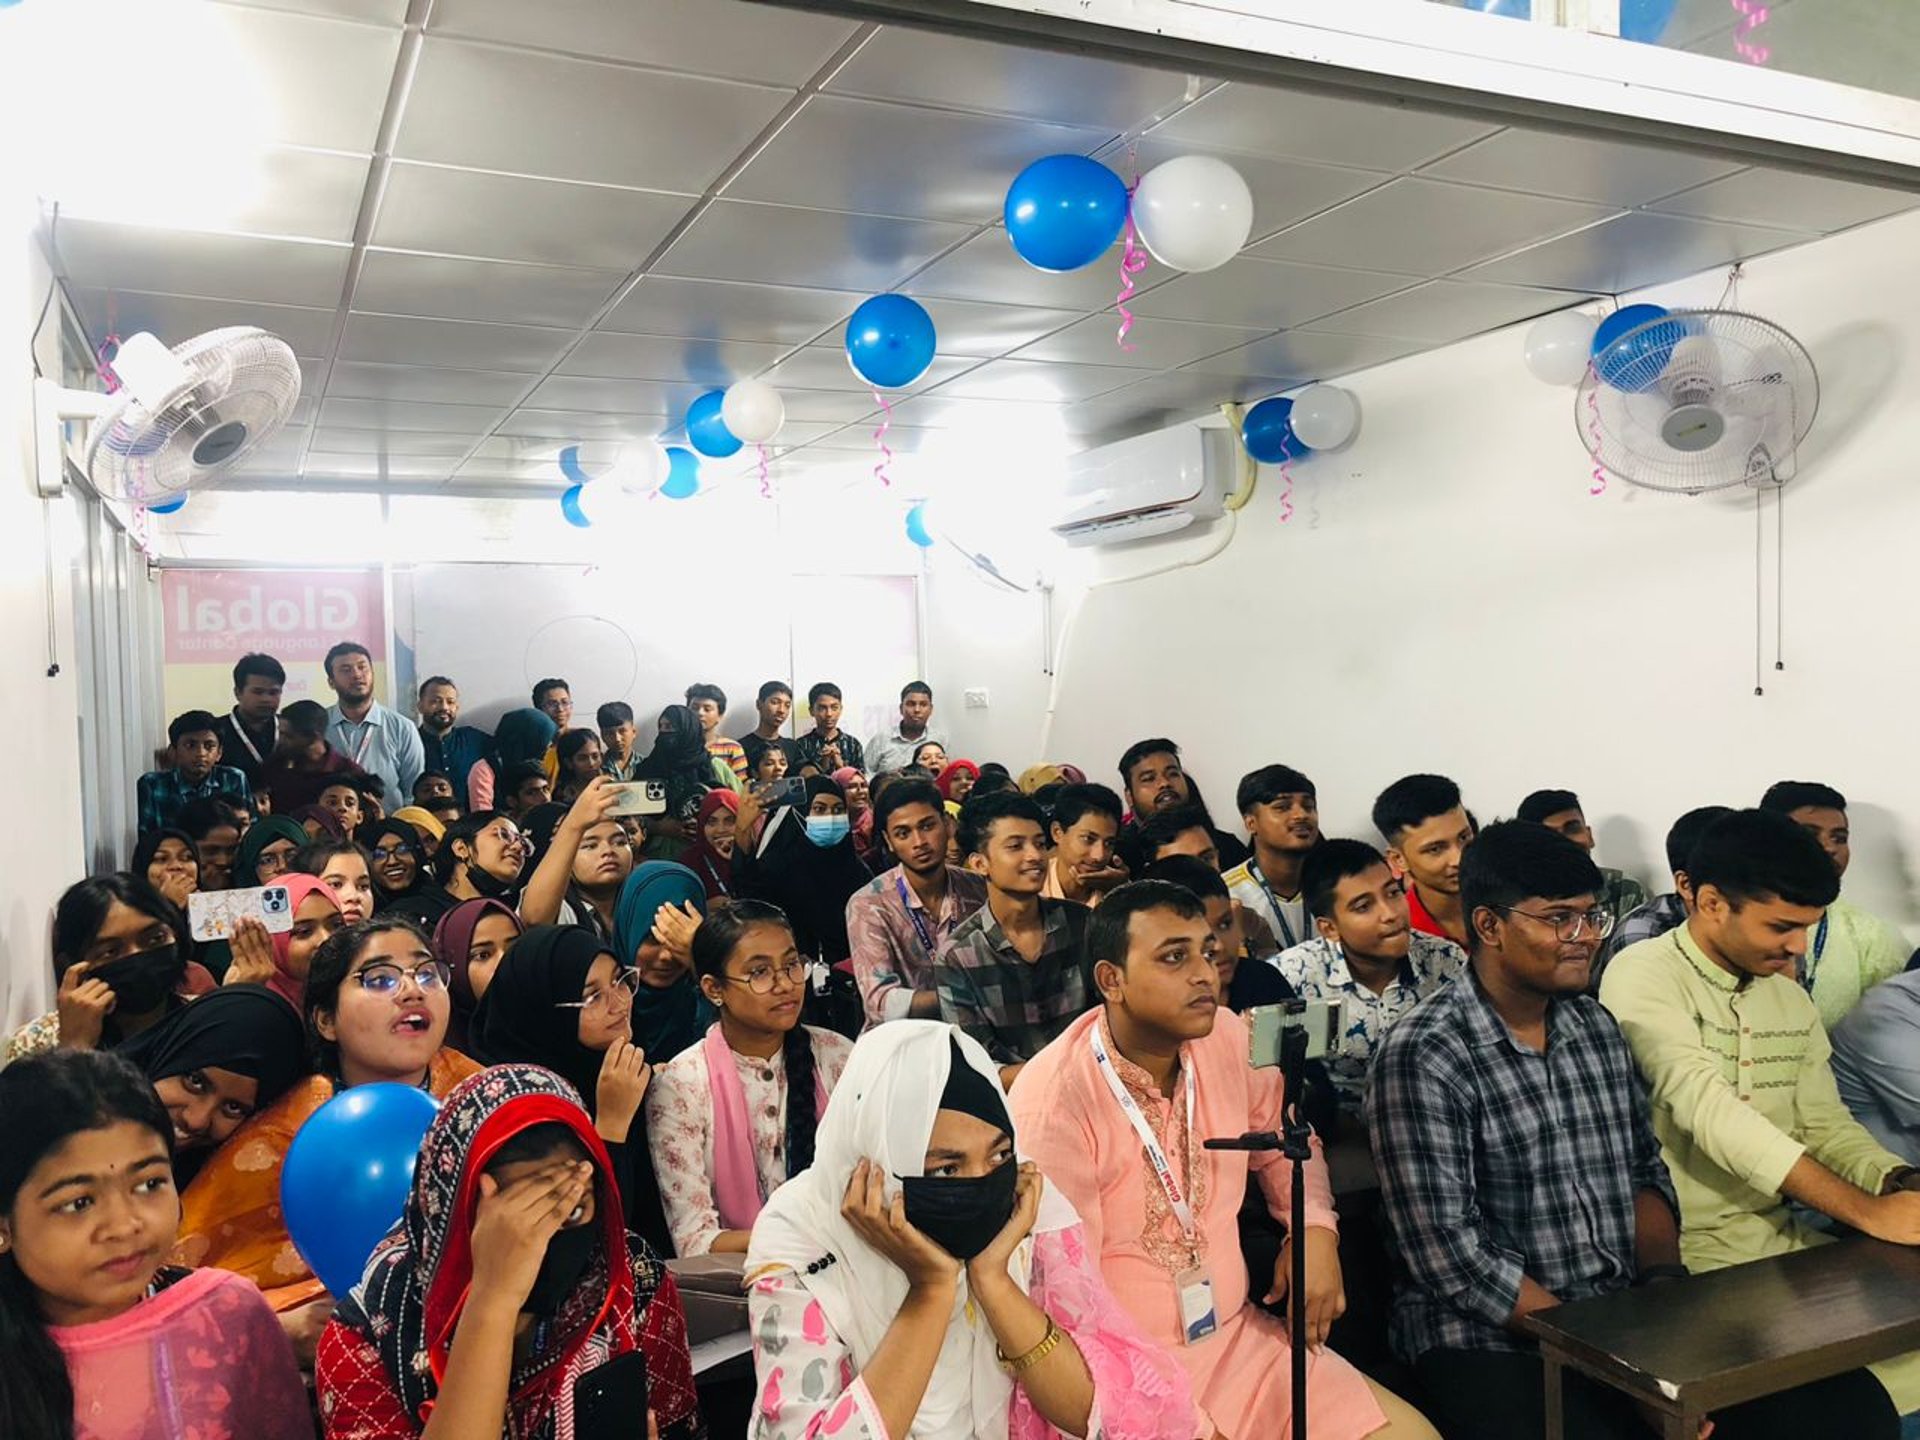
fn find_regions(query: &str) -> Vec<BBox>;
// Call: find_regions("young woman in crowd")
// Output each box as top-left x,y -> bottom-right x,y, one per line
912,740 -> 949,776
752,743 -> 790,785
314,1063 -> 704,1439
732,778 -> 870,970
296,839 -> 377,923
684,789 -> 739,904
636,704 -> 742,860
936,759 -> 979,806
4,876 -> 212,1065
469,706 -> 558,813
386,811 -> 528,927
520,783 -> 636,940
469,924 -> 665,1253
745,1021 -> 1198,1440
0,1049 -> 310,1440
554,727 -> 606,805
176,917 -> 484,1348
647,901 -> 852,1257
234,814 -> 306,887
431,897 -> 523,1051
833,765 -> 878,865
614,862 -> 711,1065
133,828 -> 199,909
362,817 -> 427,909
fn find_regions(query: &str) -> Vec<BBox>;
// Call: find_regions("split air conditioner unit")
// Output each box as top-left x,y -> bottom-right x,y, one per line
1052,423 -> 1232,548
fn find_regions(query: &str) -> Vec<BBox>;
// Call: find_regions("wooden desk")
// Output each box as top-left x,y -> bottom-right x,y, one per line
1520,1240 -> 1920,1439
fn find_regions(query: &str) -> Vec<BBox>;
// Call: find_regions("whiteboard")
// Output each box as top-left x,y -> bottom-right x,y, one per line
395,564 -> 922,746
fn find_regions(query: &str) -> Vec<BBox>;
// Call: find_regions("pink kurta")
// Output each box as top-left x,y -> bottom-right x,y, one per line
1010,1007 -> 1387,1440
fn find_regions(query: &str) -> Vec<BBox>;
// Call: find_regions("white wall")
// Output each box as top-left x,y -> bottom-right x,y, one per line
927,208 -> 1920,933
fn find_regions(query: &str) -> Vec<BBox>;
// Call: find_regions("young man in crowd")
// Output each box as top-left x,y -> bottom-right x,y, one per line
1832,970 -> 1920,1164
1144,854 -> 1294,1013
1116,737 -> 1249,867
497,760 -> 552,821
1758,780 -> 1906,1029
596,701 -> 641,782
415,675 -> 491,797
740,680 -> 799,776
324,641 -> 424,802
1276,837 -> 1466,1120
935,790 -> 1091,1088
137,710 -> 254,833
1044,782 -> 1127,905
262,699 -> 364,816
1592,804 -> 1732,985
531,677 -> 571,781
864,680 -> 943,773
351,773 -> 386,825
412,772 -> 458,810
1012,880 -> 1430,1440
1226,763 -> 1322,953
1372,773 -> 1475,947
794,680 -> 864,774
685,682 -> 748,784
1124,803 -> 1289,959
212,652 -> 283,790
1370,820 -> 1892,1440
845,778 -> 988,1027
177,797 -> 243,892
1516,788 -> 1647,930
317,778 -> 364,839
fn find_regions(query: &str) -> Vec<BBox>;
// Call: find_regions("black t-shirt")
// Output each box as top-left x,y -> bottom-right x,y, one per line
740,733 -> 801,774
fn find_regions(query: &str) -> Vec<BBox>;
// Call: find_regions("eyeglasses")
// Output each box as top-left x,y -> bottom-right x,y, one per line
353,959 -> 452,994
558,968 -> 641,1012
721,958 -> 809,995
373,843 -> 419,860
1504,906 -> 1615,942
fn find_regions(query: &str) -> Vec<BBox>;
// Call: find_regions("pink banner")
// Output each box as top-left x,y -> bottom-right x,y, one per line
162,569 -> 385,665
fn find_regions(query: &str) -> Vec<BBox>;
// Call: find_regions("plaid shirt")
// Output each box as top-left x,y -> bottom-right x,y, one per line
935,897 -> 1091,1064
1367,973 -> 1677,1361
136,764 -> 253,834
793,730 -> 865,774
1592,891 -> 1687,988
846,864 -> 989,1027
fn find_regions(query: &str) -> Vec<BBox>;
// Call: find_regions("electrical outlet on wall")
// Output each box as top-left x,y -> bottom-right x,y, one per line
964,688 -> 990,709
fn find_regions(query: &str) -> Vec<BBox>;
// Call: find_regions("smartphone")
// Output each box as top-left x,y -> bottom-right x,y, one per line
188,885 -> 294,942
573,1350 -> 649,1440
1246,999 -> 1343,1068
755,775 -> 809,808
606,779 -> 668,817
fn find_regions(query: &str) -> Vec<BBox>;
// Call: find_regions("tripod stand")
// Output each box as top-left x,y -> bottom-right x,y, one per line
1205,1024 -> 1312,1440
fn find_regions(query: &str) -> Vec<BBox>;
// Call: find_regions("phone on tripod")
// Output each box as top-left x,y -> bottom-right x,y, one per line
1246,999 -> 1343,1069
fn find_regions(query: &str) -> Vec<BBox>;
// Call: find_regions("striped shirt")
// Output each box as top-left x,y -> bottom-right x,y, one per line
706,735 -> 750,785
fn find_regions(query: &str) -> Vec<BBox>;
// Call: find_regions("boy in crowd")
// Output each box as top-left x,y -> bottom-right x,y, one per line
794,680 -> 864,774
1593,804 -> 1733,985
1372,773 -> 1476,947
262,699 -> 365,816
1144,854 -> 1293,1012
415,675 -> 491,796
212,652 -> 283,790
531,677 -> 571,781
412,772 -> 458,810
865,680 -> 944,773
1757,780 -> 1906,1029
845,779 -> 988,1026
685,682 -> 748,784
740,680 -> 799,777
1226,763 -> 1322,953
497,760 -> 552,821
137,710 -> 254,833
1515,788 -> 1647,930
317,778 -> 364,839
1044,782 -> 1127,905
1116,737 -> 1250,868
597,701 -> 640,782
324,641 -> 424,801
935,790 -> 1091,1088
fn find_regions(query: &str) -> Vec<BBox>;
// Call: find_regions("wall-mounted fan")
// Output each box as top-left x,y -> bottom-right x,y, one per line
34,328 -> 302,504
1576,309 -> 1818,494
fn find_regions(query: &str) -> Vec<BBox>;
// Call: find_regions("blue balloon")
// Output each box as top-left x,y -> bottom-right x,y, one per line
905,503 -> 934,549
1621,0 -> 1675,43
1593,303 -> 1685,391
281,1083 -> 439,1298
1242,397 -> 1313,465
1004,155 -> 1130,273
685,389 -> 742,459
661,445 -> 700,501
846,294 -> 937,390
559,483 -> 591,527
558,444 -> 591,488
147,495 -> 186,515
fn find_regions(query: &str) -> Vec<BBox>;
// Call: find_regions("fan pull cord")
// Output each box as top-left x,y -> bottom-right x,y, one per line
1775,481 -> 1785,673
1753,488 -> 1764,697
43,498 -> 61,679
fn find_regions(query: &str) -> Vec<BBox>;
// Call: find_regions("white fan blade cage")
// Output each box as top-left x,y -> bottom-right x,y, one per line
1575,309 -> 1818,496
85,327 -> 302,504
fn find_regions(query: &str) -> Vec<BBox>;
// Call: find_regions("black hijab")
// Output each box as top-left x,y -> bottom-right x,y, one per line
468,924 -> 614,1106
361,818 -> 427,905
635,705 -> 718,824
736,776 -> 870,964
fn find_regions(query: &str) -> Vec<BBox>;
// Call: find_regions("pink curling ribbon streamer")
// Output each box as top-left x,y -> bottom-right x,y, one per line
757,443 -> 772,501
1586,367 -> 1607,497
1278,441 -> 1295,524
872,387 -> 894,489
96,335 -> 123,394
1729,0 -> 1771,63
1115,198 -> 1150,354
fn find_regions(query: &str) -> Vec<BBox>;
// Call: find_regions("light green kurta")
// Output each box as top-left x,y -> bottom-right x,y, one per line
1806,896 -> 1907,1032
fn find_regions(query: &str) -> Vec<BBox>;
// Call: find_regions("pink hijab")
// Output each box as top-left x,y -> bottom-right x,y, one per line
832,765 -> 874,858
266,873 -> 343,1010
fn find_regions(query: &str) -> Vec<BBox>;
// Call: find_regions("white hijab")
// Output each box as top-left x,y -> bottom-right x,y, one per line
746,1021 -> 1077,1440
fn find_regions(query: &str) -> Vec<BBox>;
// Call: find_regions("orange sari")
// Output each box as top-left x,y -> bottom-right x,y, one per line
174,1048 -> 484,1312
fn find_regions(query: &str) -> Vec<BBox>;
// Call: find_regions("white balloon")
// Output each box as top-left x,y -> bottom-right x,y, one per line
577,474 -> 636,527
1131,156 -> 1254,273
1523,310 -> 1600,387
722,379 -> 785,445
609,446 -> 667,496
1289,384 -> 1359,451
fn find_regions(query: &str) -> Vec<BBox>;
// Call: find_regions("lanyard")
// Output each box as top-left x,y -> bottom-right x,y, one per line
1089,1024 -> 1198,1241
896,876 -> 939,960
341,714 -> 376,769
1249,862 -> 1305,950
230,709 -> 268,766
1800,912 -> 1832,993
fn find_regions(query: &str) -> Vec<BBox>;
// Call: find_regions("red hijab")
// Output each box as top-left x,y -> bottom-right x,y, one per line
936,759 -> 980,800
683,789 -> 739,902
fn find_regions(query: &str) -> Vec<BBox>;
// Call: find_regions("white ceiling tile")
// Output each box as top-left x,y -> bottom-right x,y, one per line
599,276 -> 858,345
1104,138 -> 1390,242
397,39 -> 791,192
912,298 -> 1083,359
1648,168 -> 1919,232
1306,279 -> 1590,343
498,409 -> 679,441
304,452 -> 460,480
222,6 -> 402,152
1182,330 -> 1430,382
1149,83 -> 1499,172
909,230 -> 1172,311
323,361 -> 533,406
830,28 -> 1196,130
1104,369 -> 1295,412
653,201 -> 970,291
317,397 -> 507,433
805,423 -> 943,455
727,96 -> 1111,225
218,0 -> 408,23
374,164 -> 693,270
54,147 -> 371,244
932,358 -> 1140,404
1011,313 -> 1266,370
339,313 -> 571,370
521,376 -> 706,416
1253,178 -> 1618,273
875,394 -> 1069,430
557,333 -> 791,385
772,389 -> 889,424
427,0 -> 861,86
1421,128 -> 1741,206
1465,210 -> 1812,292
354,251 -> 624,327
1130,256 -> 1413,329
55,220 -> 350,309
310,427 -> 484,456
67,288 -> 337,357
756,348 -> 977,395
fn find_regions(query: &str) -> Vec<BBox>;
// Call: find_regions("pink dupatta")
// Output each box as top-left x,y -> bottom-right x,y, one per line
704,1022 -> 828,1231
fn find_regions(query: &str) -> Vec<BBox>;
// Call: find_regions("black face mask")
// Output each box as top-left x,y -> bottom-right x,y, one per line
86,944 -> 184,1016
459,847 -> 516,900
522,1221 -> 598,1317
898,1161 -> 1018,1261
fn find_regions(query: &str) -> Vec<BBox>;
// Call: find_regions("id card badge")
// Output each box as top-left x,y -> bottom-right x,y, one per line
1176,1264 -> 1218,1345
